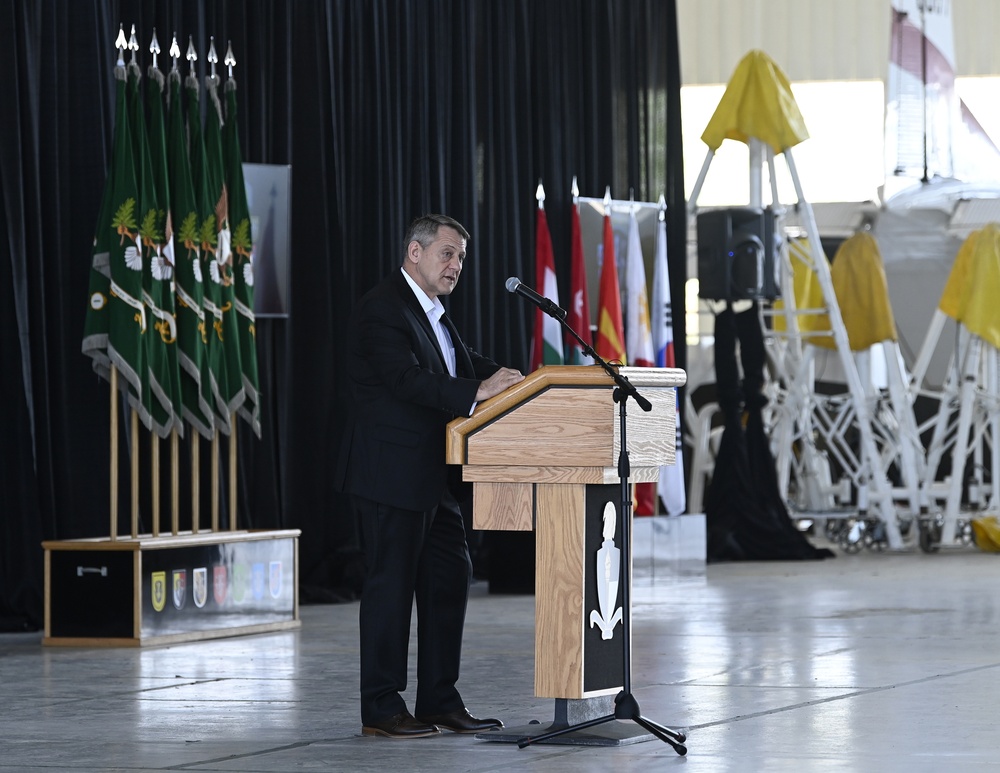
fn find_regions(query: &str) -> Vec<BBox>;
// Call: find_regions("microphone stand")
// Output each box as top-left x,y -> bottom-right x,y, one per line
515,309 -> 687,756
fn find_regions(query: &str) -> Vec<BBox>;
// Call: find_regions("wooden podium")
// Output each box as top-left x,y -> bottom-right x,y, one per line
446,364 -> 685,700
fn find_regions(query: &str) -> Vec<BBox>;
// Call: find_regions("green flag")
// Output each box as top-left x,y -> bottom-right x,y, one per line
186,71 -> 231,434
142,62 -> 184,438
224,74 -> 261,438
168,68 -> 214,438
82,61 -> 150,428
205,73 -> 246,421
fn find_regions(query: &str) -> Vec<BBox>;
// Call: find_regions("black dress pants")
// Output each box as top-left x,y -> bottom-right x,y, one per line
355,490 -> 473,724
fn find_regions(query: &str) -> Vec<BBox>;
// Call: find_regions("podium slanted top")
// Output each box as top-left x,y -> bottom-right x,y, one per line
700,49 -> 809,154
445,365 -> 685,475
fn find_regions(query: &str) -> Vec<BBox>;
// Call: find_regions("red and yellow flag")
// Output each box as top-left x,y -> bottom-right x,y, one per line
595,213 -> 626,364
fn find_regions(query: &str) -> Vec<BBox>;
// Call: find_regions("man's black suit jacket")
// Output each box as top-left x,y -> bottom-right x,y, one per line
335,269 -> 502,512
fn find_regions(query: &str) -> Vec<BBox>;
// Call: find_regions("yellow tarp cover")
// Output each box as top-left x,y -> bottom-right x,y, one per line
774,233 -> 897,352
939,224 -> 1000,350
971,515 -> 1000,552
700,49 -> 809,154
773,238 -> 831,343
826,232 -> 898,351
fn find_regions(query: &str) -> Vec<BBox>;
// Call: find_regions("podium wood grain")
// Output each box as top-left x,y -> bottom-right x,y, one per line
446,365 -> 687,700
534,483 -> 586,698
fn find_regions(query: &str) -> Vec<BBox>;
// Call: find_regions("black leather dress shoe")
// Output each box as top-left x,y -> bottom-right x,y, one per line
417,708 -> 504,733
362,711 -> 441,739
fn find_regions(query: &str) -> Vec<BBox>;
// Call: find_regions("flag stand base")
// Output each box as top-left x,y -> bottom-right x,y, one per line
42,529 -> 300,647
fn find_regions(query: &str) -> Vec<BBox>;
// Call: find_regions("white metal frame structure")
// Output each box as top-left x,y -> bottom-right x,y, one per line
687,137 -> 924,550
908,308 -> 1000,550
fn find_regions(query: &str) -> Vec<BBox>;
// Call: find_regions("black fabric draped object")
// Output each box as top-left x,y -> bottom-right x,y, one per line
705,303 -> 834,562
1,0 -> 686,629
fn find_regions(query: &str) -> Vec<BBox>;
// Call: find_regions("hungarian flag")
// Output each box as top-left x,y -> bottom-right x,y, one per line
204,74 -> 246,422
187,71 -> 231,433
595,212 -> 626,364
225,72 -> 261,438
652,211 -> 686,516
142,61 -> 184,438
168,69 -> 214,438
82,58 -> 149,428
529,203 -> 564,371
565,200 -> 593,364
624,208 -> 656,514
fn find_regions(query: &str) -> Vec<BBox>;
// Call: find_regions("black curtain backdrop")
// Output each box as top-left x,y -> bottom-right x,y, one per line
0,0 -> 686,630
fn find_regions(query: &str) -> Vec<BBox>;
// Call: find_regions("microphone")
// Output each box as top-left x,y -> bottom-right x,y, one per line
505,277 -> 568,320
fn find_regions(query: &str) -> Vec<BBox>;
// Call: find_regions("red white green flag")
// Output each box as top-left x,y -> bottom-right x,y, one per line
566,198 -> 593,364
530,198 -> 563,371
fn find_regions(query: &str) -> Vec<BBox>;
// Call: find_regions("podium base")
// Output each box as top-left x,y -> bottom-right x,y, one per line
476,696 -> 655,746
476,720 -> 654,746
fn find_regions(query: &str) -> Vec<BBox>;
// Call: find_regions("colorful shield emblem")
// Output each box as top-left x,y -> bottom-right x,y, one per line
269,561 -> 282,599
251,563 -> 266,601
233,564 -> 248,603
213,566 -> 228,606
193,567 -> 208,609
172,569 -> 187,610
151,571 -> 166,612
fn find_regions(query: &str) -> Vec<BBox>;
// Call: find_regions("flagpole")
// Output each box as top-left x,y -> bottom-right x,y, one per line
151,433 -> 160,537
228,165 -> 239,526
212,431 -> 220,531
110,366 -> 119,541
131,410 -> 139,539
191,434 -> 200,534
128,22 -> 140,541
171,430 -> 180,535
230,416 -> 238,530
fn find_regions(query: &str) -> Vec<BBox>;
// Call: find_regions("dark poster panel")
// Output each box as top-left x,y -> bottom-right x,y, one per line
244,163 -> 291,318
583,483 -> 626,694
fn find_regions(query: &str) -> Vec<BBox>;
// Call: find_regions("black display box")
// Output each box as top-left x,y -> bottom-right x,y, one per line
43,530 -> 300,646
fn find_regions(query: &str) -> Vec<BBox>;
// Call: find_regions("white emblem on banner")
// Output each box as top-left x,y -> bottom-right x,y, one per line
589,502 -> 623,640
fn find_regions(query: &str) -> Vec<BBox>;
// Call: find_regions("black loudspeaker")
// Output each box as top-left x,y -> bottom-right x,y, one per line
697,207 -> 780,301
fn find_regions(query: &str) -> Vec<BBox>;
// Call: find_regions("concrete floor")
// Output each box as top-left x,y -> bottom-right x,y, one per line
3,542 -> 1000,772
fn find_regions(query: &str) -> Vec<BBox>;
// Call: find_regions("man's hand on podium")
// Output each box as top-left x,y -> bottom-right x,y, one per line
476,367 -> 524,402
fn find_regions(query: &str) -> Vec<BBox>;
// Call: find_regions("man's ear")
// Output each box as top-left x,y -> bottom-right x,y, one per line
405,240 -> 421,265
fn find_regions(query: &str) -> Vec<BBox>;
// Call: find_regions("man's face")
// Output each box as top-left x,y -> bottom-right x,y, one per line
406,226 -> 466,299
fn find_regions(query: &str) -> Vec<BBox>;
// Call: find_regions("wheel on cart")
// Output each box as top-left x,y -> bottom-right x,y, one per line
918,519 -> 941,553
839,518 -> 865,554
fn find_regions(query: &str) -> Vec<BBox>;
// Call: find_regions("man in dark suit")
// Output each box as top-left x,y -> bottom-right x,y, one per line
336,214 -> 525,739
